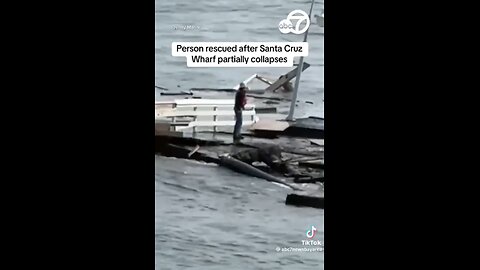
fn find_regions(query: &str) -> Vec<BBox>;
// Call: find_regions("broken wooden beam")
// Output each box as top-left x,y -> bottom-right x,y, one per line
190,88 -> 266,94
187,145 -> 200,157
190,88 -> 234,91
160,91 -> 193,96
264,100 -> 280,105
255,107 -> 277,114
219,155 -> 301,191
309,139 -> 324,146
255,75 -> 274,85
155,86 -> 168,90
298,160 -> 325,169
155,143 -> 219,164
265,62 -> 310,92
246,94 -> 292,102
293,177 -> 324,183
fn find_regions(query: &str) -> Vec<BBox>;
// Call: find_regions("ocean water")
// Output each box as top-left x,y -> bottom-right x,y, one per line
155,1 -> 324,269
155,156 -> 324,269
155,0 -> 324,118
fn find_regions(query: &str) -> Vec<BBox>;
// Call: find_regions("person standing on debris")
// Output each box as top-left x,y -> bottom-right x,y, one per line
233,82 -> 248,142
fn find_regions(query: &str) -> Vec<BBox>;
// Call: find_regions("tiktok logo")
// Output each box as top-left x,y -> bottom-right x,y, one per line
306,225 -> 317,239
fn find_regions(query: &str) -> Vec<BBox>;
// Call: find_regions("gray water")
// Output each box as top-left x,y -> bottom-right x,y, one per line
156,157 -> 324,269
155,0 -> 324,118
156,1 -> 324,268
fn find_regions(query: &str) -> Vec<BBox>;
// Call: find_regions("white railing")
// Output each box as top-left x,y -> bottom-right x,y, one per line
155,99 -> 259,132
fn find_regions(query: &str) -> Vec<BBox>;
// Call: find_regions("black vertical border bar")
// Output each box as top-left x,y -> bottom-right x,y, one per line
13,1 -> 158,268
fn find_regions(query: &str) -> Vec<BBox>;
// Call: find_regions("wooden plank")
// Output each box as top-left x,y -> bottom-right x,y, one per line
189,88 -> 265,94
309,139 -> 324,146
155,99 -> 235,106
174,99 -> 235,105
250,120 -> 290,131
190,88 -> 235,91
265,62 -> 310,92
156,110 -> 256,117
255,107 -> 277,114
155,99 -> 256,109
155,119 -> 174,124
245,94 -> 291,102
189,119 -> 257,126
187,145 -> 200,157
155,86 -> 168,90
175,104 -> 255,110
160,91 -> 192,96
175,119 -> 258,130
155,130 -> 183,137
255,75 -> 274,85
298,159 -> 324,167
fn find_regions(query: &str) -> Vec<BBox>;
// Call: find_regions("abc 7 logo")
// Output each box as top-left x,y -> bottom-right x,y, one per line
278,10 -> 311,34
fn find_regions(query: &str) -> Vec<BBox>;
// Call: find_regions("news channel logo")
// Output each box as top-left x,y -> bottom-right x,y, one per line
278,10 -> 311,34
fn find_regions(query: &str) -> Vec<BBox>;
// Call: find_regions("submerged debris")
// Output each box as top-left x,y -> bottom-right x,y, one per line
286,193 -> 324,209
155,85 -> 168,90
155,61 -> 324,208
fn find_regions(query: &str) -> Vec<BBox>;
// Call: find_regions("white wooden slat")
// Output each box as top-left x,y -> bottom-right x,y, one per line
156,109 -> 256,117
154,99 -> 259,132
175,119 -> 258,130
169,99 -> 235,106
155,99 -> 255,108
156,105 -> 255,110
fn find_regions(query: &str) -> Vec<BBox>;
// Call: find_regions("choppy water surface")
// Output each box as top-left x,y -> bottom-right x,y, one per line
156,157 -> 324,269
156,0 -> 324,268
155,0 -> 324,118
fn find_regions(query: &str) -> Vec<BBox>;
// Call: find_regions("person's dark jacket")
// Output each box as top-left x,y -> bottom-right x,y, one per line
234,89 -> 246,110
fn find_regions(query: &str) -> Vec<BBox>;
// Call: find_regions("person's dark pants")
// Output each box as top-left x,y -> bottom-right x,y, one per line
233,109 -> 242,140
